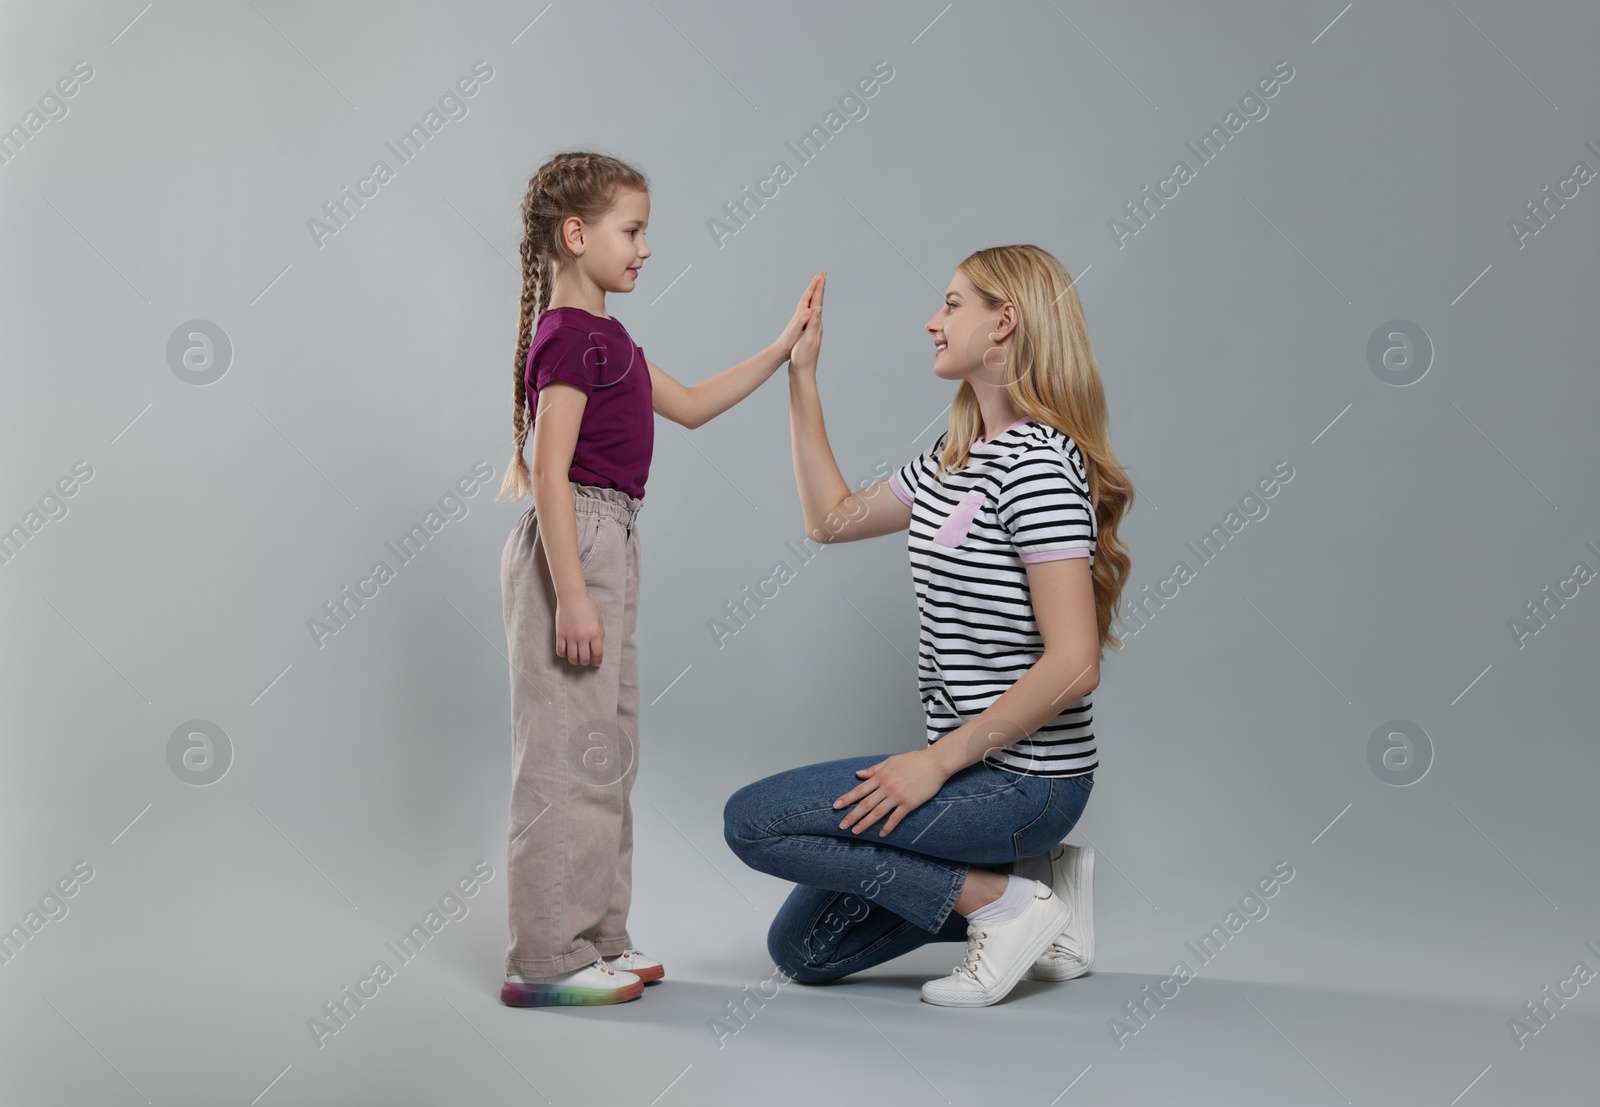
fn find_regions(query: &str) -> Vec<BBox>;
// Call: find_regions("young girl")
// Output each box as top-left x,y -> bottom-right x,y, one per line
724,244 -> 1133,1006
495,150 -> 819,1007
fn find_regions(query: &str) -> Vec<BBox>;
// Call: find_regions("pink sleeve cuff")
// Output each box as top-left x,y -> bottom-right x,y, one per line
1019,547 -> 1092,563
888,474 -> 913,507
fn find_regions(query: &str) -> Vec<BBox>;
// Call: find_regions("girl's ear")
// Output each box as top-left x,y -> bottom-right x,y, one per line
561,214 -> 585,256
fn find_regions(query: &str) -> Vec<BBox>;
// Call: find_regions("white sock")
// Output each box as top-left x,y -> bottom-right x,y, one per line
965,875 -> 1039,926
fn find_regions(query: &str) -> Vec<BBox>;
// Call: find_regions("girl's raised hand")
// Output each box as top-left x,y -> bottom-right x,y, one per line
789,270 -> 825,373
773,271 -> 824,367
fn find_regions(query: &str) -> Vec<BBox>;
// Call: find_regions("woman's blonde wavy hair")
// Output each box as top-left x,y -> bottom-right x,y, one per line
937,244 -> 1134,653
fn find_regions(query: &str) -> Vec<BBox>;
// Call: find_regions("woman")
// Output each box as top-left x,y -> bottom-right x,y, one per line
723,245 -> 1134,1007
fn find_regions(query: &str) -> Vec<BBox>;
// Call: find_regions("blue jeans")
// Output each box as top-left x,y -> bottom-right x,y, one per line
723,754 -> 1093,984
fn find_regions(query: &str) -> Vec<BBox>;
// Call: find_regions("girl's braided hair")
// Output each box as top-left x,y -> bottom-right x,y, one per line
496,149 -> 648,504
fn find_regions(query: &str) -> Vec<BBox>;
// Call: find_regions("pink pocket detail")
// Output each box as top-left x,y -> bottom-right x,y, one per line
933,490 -> 986,547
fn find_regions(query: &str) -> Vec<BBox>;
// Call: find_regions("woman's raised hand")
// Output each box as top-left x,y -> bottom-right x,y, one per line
771,271 -> 824,367
788,270 -> 825,373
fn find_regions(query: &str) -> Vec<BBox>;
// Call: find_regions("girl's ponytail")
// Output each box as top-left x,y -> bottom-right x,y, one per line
497,151 -> 649,504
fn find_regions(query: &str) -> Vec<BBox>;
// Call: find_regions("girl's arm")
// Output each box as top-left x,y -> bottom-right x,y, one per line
528,382 -> 605,666
785,272 -> 911,545
646,273 -> 823,429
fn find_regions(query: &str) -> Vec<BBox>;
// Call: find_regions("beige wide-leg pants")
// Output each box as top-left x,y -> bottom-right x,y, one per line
501,480 -> 642,976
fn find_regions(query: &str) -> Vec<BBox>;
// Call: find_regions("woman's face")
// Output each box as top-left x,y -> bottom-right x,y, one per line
925,268 -> 1015,381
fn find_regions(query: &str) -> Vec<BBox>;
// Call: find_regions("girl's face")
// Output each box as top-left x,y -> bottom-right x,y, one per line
569,187 -> 651,293
925,269 -> 1016,381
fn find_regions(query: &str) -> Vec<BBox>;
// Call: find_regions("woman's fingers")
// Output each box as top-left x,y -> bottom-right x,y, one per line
835,762 -> 883,808
849,792 -> 896,835
843,786 -> 893,831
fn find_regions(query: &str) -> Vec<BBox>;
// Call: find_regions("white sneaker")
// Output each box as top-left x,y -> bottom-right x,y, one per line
501,958 -> 643,1007
921,883 -> 1070,1007
1024,842 -> 1095,982
601,947 -> 664,983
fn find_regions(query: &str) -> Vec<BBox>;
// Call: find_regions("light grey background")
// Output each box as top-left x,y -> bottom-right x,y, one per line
3,1 -> 1597,1104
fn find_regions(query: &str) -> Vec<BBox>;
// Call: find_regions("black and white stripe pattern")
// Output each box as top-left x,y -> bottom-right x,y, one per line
889,419 -> 1098,777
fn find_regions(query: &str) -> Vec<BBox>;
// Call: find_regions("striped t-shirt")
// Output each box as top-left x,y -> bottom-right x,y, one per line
888,417 -> 1098,777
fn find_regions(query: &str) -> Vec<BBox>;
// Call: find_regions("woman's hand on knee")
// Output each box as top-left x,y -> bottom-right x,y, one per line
833,750 -> 949,837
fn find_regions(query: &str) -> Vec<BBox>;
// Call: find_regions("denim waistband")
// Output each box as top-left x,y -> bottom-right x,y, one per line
571,480 -> 643,524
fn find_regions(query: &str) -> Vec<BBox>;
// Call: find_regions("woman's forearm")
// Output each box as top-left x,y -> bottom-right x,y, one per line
786,366 -> 852,543
686,345 -> 787,428
926,655 -> 1101,777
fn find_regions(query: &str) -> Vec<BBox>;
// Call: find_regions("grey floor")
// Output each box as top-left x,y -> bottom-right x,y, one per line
6,778 -> 1593,1107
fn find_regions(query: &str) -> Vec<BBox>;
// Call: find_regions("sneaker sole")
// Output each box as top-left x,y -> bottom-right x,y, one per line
500,979 -> 644,1007
921,893 -> 1072,1008
628,965 -> 665,984
1023,844 -> 1095,983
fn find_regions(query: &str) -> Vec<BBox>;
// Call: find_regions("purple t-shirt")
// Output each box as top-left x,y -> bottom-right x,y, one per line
525,306 -> 654,500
